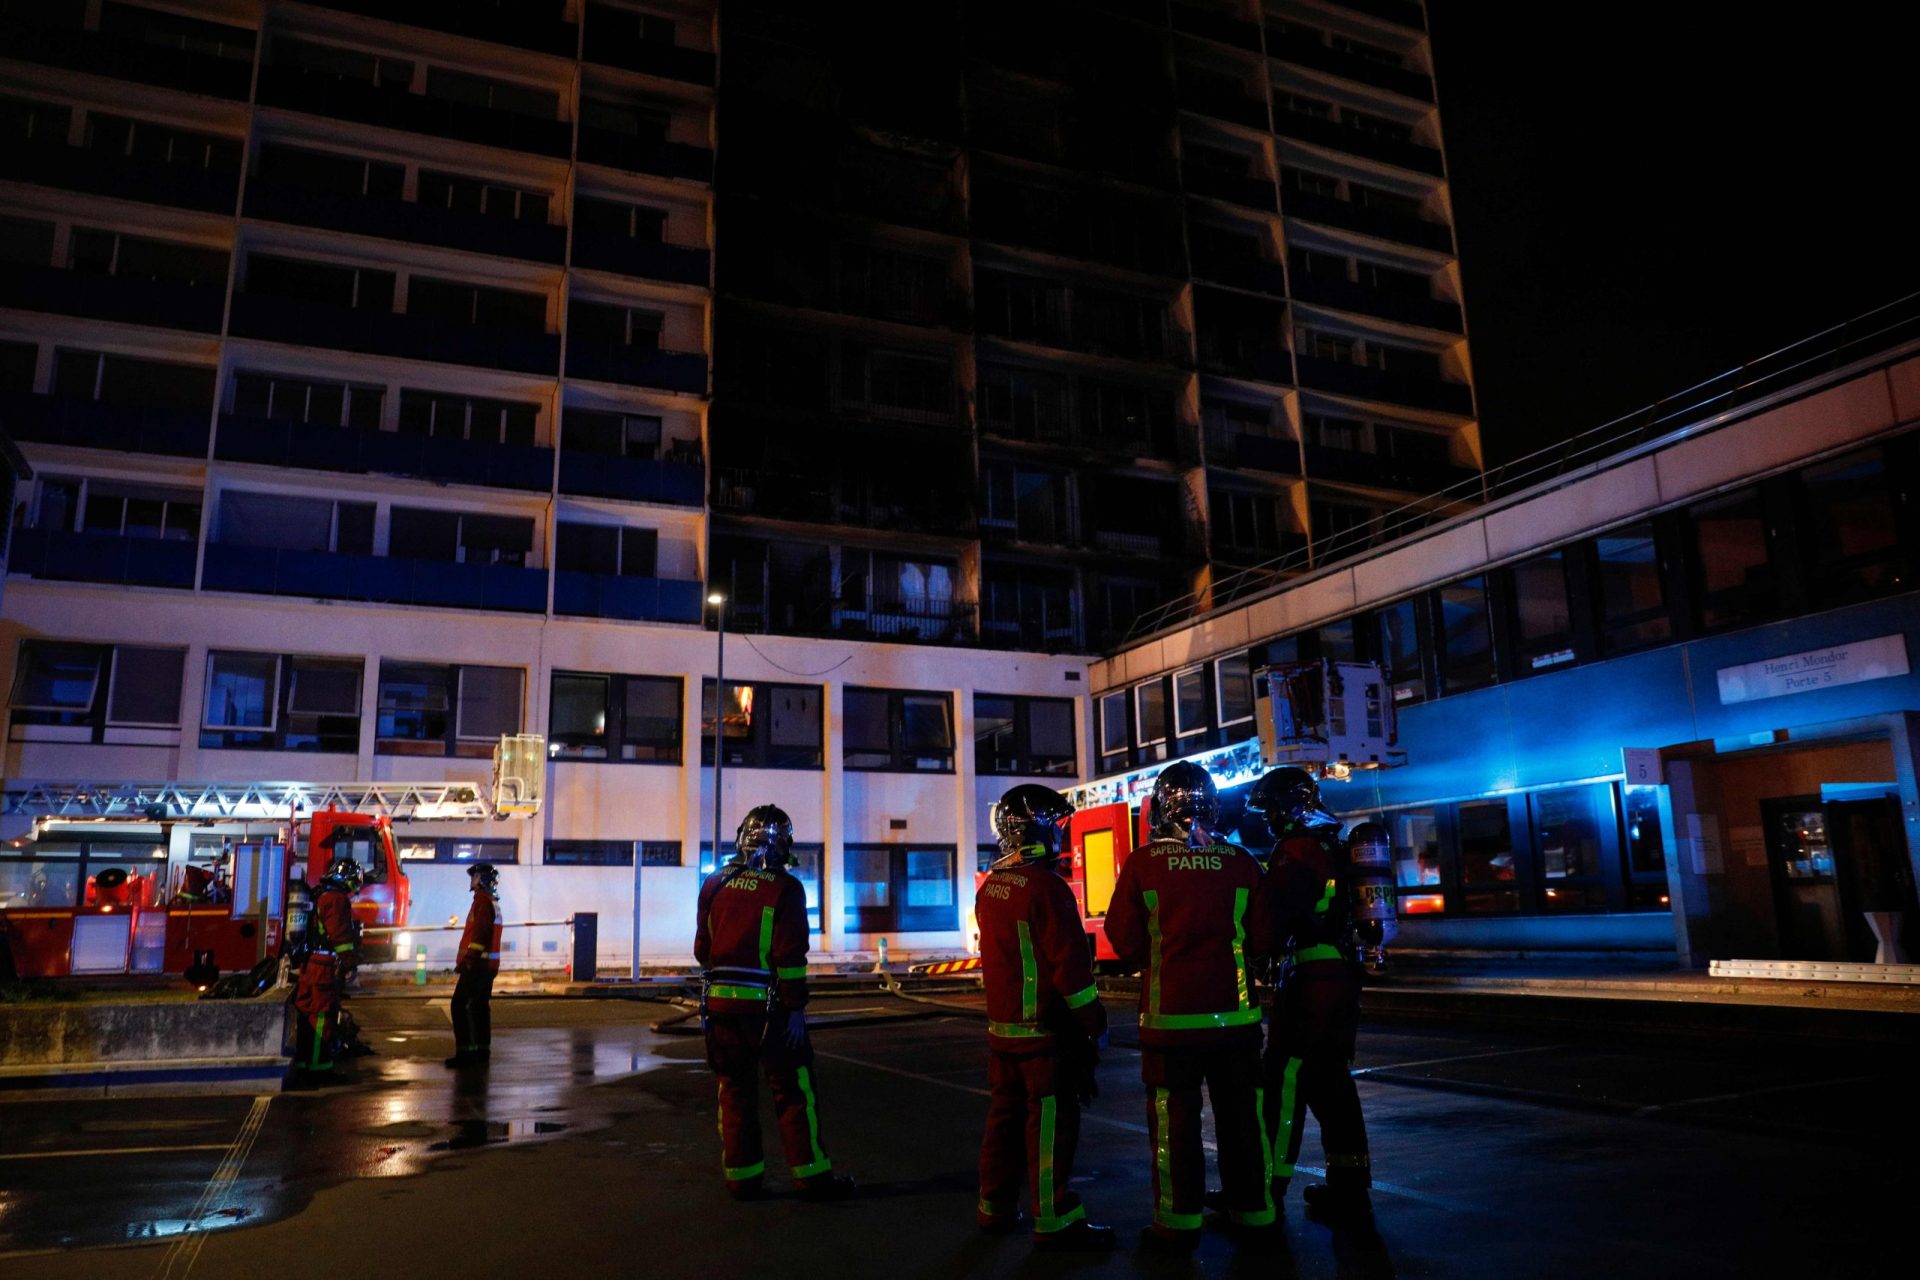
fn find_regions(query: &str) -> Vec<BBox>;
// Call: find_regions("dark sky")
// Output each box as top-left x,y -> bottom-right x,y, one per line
1427,2 -> 1918,466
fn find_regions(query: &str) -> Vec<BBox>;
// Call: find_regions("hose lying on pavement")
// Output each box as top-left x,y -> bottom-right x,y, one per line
876,969 -> 988,1017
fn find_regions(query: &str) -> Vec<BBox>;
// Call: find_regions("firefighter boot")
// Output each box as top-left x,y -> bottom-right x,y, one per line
1033,1221 -> 1115,1253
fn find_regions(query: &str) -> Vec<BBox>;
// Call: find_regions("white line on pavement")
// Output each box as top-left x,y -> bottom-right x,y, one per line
1633,1073 -> 1879,1117
150,1093 -> 272,1280
1352,1042 -> 1575,1075
0,1144 -> 232,1161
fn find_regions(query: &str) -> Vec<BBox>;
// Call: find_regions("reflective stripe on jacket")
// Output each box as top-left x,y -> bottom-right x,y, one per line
976,860 -> 1104,1052
459,890 -> 502,975
694,864 -> 812,1014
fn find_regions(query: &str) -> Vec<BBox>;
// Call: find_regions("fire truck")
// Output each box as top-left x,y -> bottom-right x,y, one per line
0,738 -> 544,983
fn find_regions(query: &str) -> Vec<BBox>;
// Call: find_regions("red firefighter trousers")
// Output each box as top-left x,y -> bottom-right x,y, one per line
292,952 -> 346,1071
1265,964 -> 1370,1190
705,1009 -> 832,1187
978,1049 -> 1085,1234
1140,1044 -> 1274,1232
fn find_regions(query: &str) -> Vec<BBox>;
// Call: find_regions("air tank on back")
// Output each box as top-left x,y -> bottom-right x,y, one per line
1346,821 -> 1397,974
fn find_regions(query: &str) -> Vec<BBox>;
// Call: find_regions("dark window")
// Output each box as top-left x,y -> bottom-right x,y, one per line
1456,798 -> 1518,914
1173,667 -> 1209,739
843,844 -> 957,934
543,840 -> 634,867
556,523 -> 658,578
376,661 -> 521,757
68,228 -> 225,287
572,300 -> 663,350
1798,447 -> 1906,605
700,680 -> 823,768
1135,679 -> 1168,749
641,841 -> 684,867
200,651 -> 361,752
844,687 -> 954,772
55,479 -> 200,541
548,671 -> 681,763
418,170 -> 549,223
974,694 -> 1076,776
1386,807 -> 1444,916
101,1 -> 253,61
423,68 -> 558,120
575,195 -> 667,242
218,492 -> 368,553
1216,652 -> 1255,726
1098,689 -> 1130,766
1688,488 -> 1774,630
397,389 -> 538,445
389,508 -> 534,567
232,370 -> 381,428
1508,551 -> 1575,671
248,254 -> 394,310
1623,785 -> 1670,909
1594,523 -> 1670,653
1531,786 -> 1611,912
86,112 -> 239,172
9,640 -> 105,721
256,143 -> 401,198
1436,576 -> 1495,694
106,646 -> 186,726
408,277 -> 546,331
562,409 -> 663,459
0,338 -> 36,392
0,93 -> 73,145
398,837 -> 518,865
1374,598 -> 1426,704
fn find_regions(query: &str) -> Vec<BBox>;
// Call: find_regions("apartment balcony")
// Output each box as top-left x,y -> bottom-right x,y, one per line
257,68 -> 572,158
577,127 -> 714,183
303,0 -> 577,57
570,234 -> 710,286
1206,428 -> 1301,475
2,392 -> 210,459
1198,341 -> 1294,386
1184,167 -> 1278,212
1281,189 -> 1453,253
1289,273 -> 1464,333
1170,3 -> 1262,49
1191,254 -> 1290,297
1303,442 -> 1477,494
1178,81 -> 1268,130
557,451 -> 703,506
1331,0 -> 1428,32
5,529 -> 196,590
980,610 -> 1084,653
713,467 -> 975,537
564,342 -> 707,393
0,17 -> 252,100
230,293 -> 561,375
1294,355 -> 1473,415
215,414 -> 554,493
1088,528 -> 1165,556
582,28 -> 716,85
0,264 -> 224,333
553,571 -> 703,623
203,543 -> 547,612
980,312 -> 1192,368
979,516 -> 1077,550
832,597 -> 977,645
978,410 -> 1191,463
12,139 -> 239,214
1212,528 -> 1309,564
1267,29 -> 1434,102
245,182 -> 566,264
1271,113 -> 1444,177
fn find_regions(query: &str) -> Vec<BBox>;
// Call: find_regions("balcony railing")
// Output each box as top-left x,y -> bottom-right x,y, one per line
1,17 -> 252,100
978,411 -> 1191,461
1289,273 -> 1464,333
13,140 -> 238,214
1184,166 -> 1279,211
1090,528 -> 1165,556
564,343 -> 708,393
1205,428 -> 1301,474
577,127 -> 714,182
245,182 -> 566,264
557,451 -> 703,506
833,598 -> 977,645
203,544 -> 547,612
304,0 -> 577,56
1280,189 -> 1454,254
1197,342 -> 1294,386
726,586 -> 978,646
1302,442 -> 1476,493
570,234 -> 711,286
257,68 -> 572,158
215,415 -> 553,493
1271,112 -> 1444,177
6,529 -> 196,589
980,612 -> 1085,653
0,264 -> 224,333
1267,30 -> 1434,103
1293,355 -> 1473,416
979,311 -> 1192,368
582,29 -> 716,85
230,293 -> 561,375
3,393 -> 209,459
553,571 -> 703,623
714,467 -> 975,536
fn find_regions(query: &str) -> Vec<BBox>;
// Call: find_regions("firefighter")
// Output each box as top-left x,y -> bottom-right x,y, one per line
975,785 -> 1113,1252
695,805 -> 853,1202
1105,762 -> 1275,1253
293,856 -> 362,1075
446,863 -> 502,1069
1249,766 -> 1373,1224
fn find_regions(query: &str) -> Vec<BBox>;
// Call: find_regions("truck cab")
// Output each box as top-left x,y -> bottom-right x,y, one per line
304,810 -> 408,962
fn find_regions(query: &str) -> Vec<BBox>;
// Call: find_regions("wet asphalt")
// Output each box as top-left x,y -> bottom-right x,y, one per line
0,987 -> 1911,1279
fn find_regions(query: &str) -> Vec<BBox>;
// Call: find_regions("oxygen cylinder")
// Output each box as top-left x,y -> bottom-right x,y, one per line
1345,821 -> 1397,974
283,874 -> 313,960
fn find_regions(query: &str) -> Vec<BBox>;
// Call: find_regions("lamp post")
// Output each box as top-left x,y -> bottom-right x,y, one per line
708,592 -> 727,880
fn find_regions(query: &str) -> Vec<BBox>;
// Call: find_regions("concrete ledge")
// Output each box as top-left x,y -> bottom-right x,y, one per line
0,998 -> 289,1097
0,1054 -> 288,1100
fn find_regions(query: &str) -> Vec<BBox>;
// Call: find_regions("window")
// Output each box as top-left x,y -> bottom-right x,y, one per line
840,344 -> 953,420
556,522 -> 658,578
68,227 -> 226,288
1173,667 -> 1209,738
101,2 -> 253,61
275,36 -> 414,89
398,837 -> 518,865
1216,652 -> 1255,725
575,195 -> 667,242
1623,785 -> 1670,909
1456,799 -> 1518,914
418,170 -> 549,223
1593,523 -> 1670,653
389,508 -> 534,567
41,478 -> 201,541
1436,576 -> 1495,694
978,364 -> 1069,441
549,671 -> 682,762
1374,598 -> 1426,704
1387,808 -> 1443,915
1211,489 -> 1287,557
376,661 -> 521,756
255,142 -> 401,199
843,845 -> 958,933
232,370 -> 382,428
1688,489 -> 1774,630
1798,447 -> 1906,605
56,348 -> 215,412
9,641 -> 103,716
106,647 -> 186,726
844,687 -> 954,771
246,254 -> 393,311
9,642 -> 187,737
456,666 -> 522,741
563,409 -> 663,459
1532,786 -> 1610,912
1099,690 -> 1131,765
572,300 -> 664,351
85,113 -> 239,173
217,491 -> 372,554
408,278 -> 547,332
700,681 -> 823,769
0,93 -> 72,145
1135,680 -> 1168,749
201,652 -> 361,752
543,840 -> 635,867
1508,551 -> 1575,671
974,694 -> 1076,776
423,68 -> 558,120
397,390 -> 538,446
203,652 -> 278,731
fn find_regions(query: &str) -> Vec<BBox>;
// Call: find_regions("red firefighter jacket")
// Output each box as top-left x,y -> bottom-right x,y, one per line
695,864 -> 811,1015
311,887 -> 358,959
458,891 -> 502,975
1269,822 -> 1355,967
976,860 -> 1105,1053
1105,838 -> 1271,1048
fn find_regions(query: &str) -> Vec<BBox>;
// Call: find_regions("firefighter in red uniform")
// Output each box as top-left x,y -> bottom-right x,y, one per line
695,805 -> 854,1202
293,856 -> 362,1074
1250,766 -> 1373,1224
975,785 -> 1113,1252
1105,762 -> 1276,1253
447,863 -> 502,1069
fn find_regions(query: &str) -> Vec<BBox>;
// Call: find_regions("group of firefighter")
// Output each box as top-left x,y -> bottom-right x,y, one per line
696,762 -> 1381,1253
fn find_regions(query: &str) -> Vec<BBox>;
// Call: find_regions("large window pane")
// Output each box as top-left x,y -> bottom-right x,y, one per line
1217,652 -> 1254,724
1374,600 -> 1425,704
1026,699 -> 1075,774
844,846 -> 891,916
0,861 -> 83,909
456,666 -> 522,740
1456,799 -> 1518,913
1689,489 -> 1773,629
107,647 -> 184,725
288,658 -> 360,715
621,677 -> 681,761
1099,691 -> 1130,756
767,685 -> 821,750
10,642 -> 103,712
1173,667 -> 1208,736
1800,448 -> 1905,603
974,695 -> 1017,774
204,652 -> 278,729
844,688 -> 891,766
900,695 -> 953,759
1510,551 -> 1574,670
1532,786 -> 1609,911
1389,808 -> 1444,915
377,662 -> 450,741
550,673 -> 610,757
905,849 -> 954,907
1136,681 -> 1168,744
1438,576 -> 1495,693
1595,524 -> 1670,653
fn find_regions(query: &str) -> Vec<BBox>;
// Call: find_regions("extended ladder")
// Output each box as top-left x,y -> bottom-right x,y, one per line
1,779 -> 496,822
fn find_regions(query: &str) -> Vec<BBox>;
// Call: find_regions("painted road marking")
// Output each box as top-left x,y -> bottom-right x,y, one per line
1633,1073 -> 1880,1117
150,1093 -> 272,1280
0,1144 -> 232,1161
1352,1042 -> 1574,1076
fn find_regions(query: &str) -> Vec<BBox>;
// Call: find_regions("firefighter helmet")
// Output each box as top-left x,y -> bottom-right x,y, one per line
1150,761 -> 1219,842
1248,767 -> 1335,827
321,857 -> 365,894
736,804 -> 795,870
990,784 -> 1075,863
467,863 -> 500,897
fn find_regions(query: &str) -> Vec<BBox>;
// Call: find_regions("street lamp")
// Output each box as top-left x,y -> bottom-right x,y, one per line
707,592 -> 727,889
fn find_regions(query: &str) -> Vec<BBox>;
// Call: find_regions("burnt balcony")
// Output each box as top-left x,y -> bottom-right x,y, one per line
1280,189 -> 1454,253
570,234 -> 710,286
1289,273 -> 1464,333
979,307 -> 1191,368
1303,442 -> 1478,494
980,609 -> 1084,654
12,139 -> 238,214
215,414 -> 554,493
577,127 -> 714,183
1294,355 -> 1473,416
230,293 -> 561,375
2,392 -> 210,459
1177,81 -> 1269,130
1190,253 -> 1290,297
1087,527 -> 1167,557
1332,0 -> 1427,31
713,467 -> 975,537
0,264 -> 224,333
304,0 -> 577,56
1271,112 -> 1444,177
1170,3 -> 1261,49
583,25 -> 715,85
835,597 -> 977,645
553,571 -> 703,623
1185,167 -> 1278,212
245,182 -> 566,264
257,68 -> 572,158
557,450 -> 704,506
978,407 -> 1192,463
564,342 -> 707,393
5,528 -> 196,590
202,543 -> 547,613
1197,339 -> 1294,386
1206,428 -> 1301,475
1267,30 -> 1433,102
0,17 -> 252,100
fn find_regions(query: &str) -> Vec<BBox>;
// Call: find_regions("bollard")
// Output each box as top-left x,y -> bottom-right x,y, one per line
874,936 -> 889,972
414,946 -> 428,986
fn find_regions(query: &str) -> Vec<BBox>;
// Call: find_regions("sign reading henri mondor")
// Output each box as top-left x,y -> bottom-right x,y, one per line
1715,634 -> 1910,705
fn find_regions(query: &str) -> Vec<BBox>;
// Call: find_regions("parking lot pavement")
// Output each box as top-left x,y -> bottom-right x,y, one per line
1,991 -> 1910,1278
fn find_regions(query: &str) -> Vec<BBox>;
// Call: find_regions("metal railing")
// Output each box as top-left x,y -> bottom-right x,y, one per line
1116,290 -> 1920,648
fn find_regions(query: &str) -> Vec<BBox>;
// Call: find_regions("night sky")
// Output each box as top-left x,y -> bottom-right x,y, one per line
1426,2 -> 1918,466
